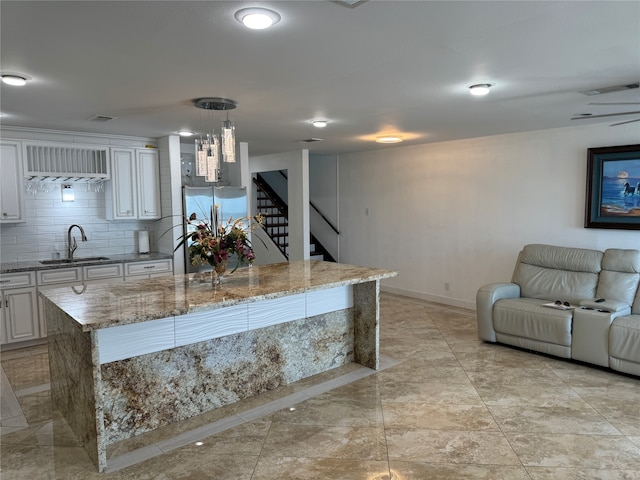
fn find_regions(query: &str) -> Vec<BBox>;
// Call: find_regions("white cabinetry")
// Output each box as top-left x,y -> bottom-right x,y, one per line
124,259 -> 173,279
106,148 -> 160,220
2,258 -> 172,346
0,141 -> 26,223
83,263 -> 124,283
37,267 -> 82,286
136,149 -> 161,219
0,272 -> 39,344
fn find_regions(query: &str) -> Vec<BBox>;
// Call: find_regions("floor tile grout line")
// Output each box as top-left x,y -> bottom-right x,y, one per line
105,357 -> 399,473
14,383 -> 50,397
0,365 -> 26,425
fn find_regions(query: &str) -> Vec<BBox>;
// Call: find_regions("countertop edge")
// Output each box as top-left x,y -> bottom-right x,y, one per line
1,252 -> 173,274
40,261 -> 398,332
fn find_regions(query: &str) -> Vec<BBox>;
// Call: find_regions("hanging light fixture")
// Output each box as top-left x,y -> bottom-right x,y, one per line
205,134 -> 220,182
193,97 -> 238,182
221,113 -> 236,163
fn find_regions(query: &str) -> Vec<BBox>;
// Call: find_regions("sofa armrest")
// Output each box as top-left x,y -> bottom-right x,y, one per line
476,283 -> 521,342
578,298 -> 630,313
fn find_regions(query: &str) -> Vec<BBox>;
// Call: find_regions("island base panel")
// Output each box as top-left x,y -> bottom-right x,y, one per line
45,298 -> 104,470
99,308 -> 354,445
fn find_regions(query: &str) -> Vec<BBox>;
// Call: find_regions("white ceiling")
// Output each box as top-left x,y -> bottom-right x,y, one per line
1,1 -> 639,156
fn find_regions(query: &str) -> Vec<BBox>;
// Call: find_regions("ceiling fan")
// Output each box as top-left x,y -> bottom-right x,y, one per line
571,82 -> 640,126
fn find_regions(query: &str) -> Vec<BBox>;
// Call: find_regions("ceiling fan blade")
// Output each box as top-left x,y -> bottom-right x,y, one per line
610,118 -> 640,126
588,102 -> 640,105
571,110 -> 640,120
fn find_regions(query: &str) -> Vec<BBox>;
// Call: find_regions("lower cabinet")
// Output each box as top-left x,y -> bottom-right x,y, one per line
124,259 -> 173,279
0,273 -> 40,344
2,259 -> 173,347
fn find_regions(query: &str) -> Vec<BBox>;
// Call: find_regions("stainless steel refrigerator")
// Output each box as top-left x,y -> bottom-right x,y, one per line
182,185 -> 248,273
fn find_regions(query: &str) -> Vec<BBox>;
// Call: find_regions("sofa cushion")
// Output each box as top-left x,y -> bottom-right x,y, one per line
493,297 -> 573,347
512,244 -> 601,302
598,249 -> 640,307
609,315 -> 640,363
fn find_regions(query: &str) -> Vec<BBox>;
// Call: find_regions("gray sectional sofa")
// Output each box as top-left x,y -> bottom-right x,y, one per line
476,244 -> 640,376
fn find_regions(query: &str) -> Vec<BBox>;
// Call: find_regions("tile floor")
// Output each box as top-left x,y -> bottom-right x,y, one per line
1,293 -> 640,479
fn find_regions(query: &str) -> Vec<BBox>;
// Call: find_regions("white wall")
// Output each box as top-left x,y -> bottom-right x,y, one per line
310,154 -> 339,259
337,122 -> 640,309
156,135 -> 185,273
0,186 -> 153,263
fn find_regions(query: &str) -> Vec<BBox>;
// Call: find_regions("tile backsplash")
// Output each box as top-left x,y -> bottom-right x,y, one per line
0,183 -> 154,263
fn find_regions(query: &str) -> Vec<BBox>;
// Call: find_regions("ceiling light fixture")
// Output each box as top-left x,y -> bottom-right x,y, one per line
178,130 -> 195,137
312,120 -> 328,128
193,98 -> 238,183
234,8 -> 281,30
469,83 -> 493,96
1,73 -> 31,86
376,135 -> 403,144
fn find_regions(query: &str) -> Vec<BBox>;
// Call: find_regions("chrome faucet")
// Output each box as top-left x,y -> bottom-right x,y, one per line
67,224 -> 87,259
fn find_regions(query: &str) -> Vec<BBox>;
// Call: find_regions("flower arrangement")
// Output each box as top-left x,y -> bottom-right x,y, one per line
176,207 -> 264,274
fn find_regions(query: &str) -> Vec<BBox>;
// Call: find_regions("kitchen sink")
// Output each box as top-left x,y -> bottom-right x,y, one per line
40,256 -> 110,265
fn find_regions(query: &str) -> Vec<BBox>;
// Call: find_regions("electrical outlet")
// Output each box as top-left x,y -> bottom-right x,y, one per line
365,208 -> 369,216
444,282 -> 450,291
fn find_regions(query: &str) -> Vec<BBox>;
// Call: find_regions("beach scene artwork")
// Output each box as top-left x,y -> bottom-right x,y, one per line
601,158 -> 640,217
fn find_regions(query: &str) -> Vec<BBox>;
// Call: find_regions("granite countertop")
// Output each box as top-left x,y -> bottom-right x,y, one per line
0,252 -> 173,274
39,260 -> 397,332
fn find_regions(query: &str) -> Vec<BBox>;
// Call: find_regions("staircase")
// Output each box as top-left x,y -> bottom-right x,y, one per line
254,175 -> 334,261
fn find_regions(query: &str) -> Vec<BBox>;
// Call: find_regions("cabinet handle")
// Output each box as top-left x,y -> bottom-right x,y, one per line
143,265 -> 156,270
2,212 -> 7,217
0,280 -> 9,284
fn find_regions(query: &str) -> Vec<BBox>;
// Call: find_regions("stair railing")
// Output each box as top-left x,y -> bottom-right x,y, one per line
253,173 -> 336,262
253,174 -> 289,258
277,170 -> 339,235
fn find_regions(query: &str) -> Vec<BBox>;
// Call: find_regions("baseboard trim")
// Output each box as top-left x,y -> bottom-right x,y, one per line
380,285 -> 476,311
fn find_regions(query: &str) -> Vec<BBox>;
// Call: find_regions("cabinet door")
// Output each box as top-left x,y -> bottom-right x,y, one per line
0,141 -> 26,223
107,148 -> 137,220
83,263 -> 124,282
124,259 -> 173,279
136,149 -> 161,220
37,267 -> 82,286
3,287 -> 39,343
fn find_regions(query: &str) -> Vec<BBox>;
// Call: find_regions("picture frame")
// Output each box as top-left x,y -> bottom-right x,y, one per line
585,144 -> 640,230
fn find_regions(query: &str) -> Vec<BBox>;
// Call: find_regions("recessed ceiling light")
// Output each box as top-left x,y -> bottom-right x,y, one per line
177,130 -> 195,137
1,73 -> 31,86
469,83 -> 493,96
376,135 -> 403,144
312,120 -> 328,128
235,8 -> 281,30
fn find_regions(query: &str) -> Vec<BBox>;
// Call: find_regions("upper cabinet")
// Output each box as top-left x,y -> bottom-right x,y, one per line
0,141 -> 26,223
106,148 -> 161,220
136,149 -> 162,219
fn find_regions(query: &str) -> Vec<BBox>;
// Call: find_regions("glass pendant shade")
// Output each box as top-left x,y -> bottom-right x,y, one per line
221,119 -> 236,163
195,138 -> 208,176
205,135 -> 220,182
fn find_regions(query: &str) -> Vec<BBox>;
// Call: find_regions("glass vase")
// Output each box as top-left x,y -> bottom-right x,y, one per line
213,260 -> 227,285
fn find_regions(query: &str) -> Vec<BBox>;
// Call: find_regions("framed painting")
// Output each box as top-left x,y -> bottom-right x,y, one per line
585,144 -> 640,229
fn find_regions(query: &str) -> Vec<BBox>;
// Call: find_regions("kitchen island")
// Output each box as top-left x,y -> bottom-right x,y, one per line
40,260 -> 397,472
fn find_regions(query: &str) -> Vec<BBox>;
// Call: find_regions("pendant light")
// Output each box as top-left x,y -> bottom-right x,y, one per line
193,97 -> 238,182
221,113 -> 236,163
205,134 -> 220,182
